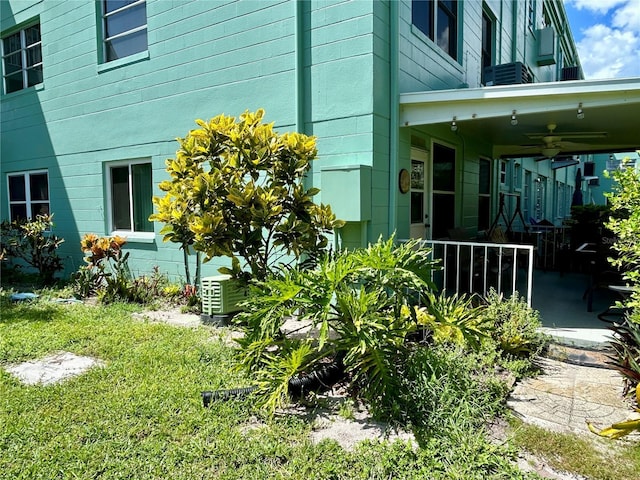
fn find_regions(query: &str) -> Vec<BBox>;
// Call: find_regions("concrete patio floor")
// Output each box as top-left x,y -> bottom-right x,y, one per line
531,269 -> 619,349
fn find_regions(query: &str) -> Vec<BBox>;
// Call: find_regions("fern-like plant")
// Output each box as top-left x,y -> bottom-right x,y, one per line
234,236 -> 439,415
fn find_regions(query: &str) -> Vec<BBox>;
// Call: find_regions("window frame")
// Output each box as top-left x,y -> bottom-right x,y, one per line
412,0 -> 459,61
1,21 -> 43,94
101,0 -> 148,63
528,0 -> 537,31
6,169 -> 50,222
478,158 -> 492,232
481,8 -> 494,84
106,159 -> 154,241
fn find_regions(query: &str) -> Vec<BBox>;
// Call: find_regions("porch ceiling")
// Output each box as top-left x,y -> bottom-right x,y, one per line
399,78 -> 640,159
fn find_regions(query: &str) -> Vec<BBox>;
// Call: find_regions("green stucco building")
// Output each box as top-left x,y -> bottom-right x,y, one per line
2,0 -> 639,281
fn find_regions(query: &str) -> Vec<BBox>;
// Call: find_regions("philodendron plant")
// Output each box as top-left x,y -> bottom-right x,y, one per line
233,237 -> 439,414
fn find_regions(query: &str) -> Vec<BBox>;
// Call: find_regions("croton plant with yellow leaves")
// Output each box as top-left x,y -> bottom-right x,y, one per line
149,109 -> 344,284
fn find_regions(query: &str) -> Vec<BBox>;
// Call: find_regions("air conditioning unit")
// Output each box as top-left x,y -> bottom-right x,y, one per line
201,275 -> 247,316
536,27 -> 556,66
588,178 -> 600,187
483,62 -> 532,86
561,66 -> 581,81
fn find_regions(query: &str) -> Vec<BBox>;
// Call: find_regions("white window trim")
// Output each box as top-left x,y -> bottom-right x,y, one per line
1,22 -> 43,94
6,169 -> 49,221
105,159 -> 154,242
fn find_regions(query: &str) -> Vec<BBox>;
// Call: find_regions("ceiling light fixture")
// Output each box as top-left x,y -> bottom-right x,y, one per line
577,102 -> 584,119
542,147 -> 561,158
510,110 -> 518,126
451,116 -> 458,132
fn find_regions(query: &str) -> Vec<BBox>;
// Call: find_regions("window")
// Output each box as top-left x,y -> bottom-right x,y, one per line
499,160 -> 507,185
523,170 -> 531,221
481,10 -> 494,83
7,171 -> 49,221
102,0 -> 148,62
528,0 -> 536,30
2,22 -> 42,94
412,1 -> 458,60
478,159 -> 491,231
534,176 -> 546,222
108,161 -> 153,234
432,143 -> 456,239
513,163 -> 522,189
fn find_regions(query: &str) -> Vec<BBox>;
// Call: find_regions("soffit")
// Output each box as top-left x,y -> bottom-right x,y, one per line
399,78 -> 640,159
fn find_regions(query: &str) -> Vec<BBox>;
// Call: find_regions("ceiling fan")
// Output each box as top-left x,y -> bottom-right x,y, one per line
522,123 -> 607,160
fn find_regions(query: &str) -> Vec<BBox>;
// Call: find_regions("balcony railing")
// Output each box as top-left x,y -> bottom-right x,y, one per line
405,239 -> 535,306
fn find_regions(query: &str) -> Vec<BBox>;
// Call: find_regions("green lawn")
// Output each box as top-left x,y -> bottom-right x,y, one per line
0,295 -> 636,479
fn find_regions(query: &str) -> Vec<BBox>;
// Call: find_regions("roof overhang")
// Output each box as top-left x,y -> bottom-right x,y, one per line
399,78 -> 640,159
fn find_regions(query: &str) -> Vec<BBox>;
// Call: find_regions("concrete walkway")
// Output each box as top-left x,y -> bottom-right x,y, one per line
507,346 -> 636,437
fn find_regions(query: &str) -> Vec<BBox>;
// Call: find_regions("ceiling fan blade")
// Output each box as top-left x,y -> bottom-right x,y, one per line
526,131 -> 608,140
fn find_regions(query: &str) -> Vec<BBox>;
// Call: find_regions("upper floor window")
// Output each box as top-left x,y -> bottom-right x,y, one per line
7,170 -> 49,221
528,0 -> 536,30
481,10 -> 494,83
108,160 -> 153,235
2,22 -> 42,94
412,1 -> 458,61
102,0 -> 148,62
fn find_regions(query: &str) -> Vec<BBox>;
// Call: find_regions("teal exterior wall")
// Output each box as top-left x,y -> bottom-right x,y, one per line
1,0 -> 582,281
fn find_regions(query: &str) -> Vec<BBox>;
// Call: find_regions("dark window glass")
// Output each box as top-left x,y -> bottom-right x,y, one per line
2,23 -> 42,93
479,159 -> 490,195
3,32 -> 20,54
411,192 -> 424,223
433,143 -> 455,191
111,166 -> 131,230
432,193 -> 455,239
110,163 -> 153,232
105,29 -> 147,61
8,175 -> 26,201
10,204 -> 27,221
437,1 -> 457,59
105,0 -> 138,14
104,3 -> 147,38
412,0 -> 434,39
103,0 -> 147,62
132,163 -> 153,232
481,11 -> 493,78
29,173 -> 49,201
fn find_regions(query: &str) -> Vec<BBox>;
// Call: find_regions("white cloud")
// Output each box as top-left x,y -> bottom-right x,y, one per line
568,0 -> 627,15
577,23 -> 640,79
611,1 -> 640,30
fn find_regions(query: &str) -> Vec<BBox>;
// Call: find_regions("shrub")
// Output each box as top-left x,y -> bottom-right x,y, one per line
0,214 -> 64,285
73,235 -> 176,306
234,237 -> 438,415
605,158 -> 640,317
150,109 -> 344,284
481,289 -> 548,359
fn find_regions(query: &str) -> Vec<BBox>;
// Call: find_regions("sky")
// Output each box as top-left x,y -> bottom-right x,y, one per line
563,0 -> 640,79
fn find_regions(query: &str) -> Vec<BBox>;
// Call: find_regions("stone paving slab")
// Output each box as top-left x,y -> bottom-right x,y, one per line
5,351 -> 104,386
507,357 -> 636,436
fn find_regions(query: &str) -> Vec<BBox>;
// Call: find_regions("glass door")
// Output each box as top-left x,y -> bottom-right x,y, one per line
410,148 -> 430,239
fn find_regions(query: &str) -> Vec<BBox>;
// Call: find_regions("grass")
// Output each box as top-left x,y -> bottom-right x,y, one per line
507,416 -> 640,480
1,290 -> 636,479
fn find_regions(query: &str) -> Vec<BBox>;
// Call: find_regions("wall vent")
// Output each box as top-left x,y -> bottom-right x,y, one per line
483,62 -> 532,86
201,275 -> 246,316
561,66 -> 581,81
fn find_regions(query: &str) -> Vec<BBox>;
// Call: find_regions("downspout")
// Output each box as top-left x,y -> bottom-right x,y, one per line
498,1 -> 503,63
295,0 -> 304,133
388,0 -> 399,237
511,0 -> 517,63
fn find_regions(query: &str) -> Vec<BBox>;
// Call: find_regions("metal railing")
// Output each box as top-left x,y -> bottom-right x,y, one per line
408,239 -> 535,306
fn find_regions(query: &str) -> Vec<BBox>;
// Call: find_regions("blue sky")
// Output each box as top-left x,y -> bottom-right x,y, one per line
563,0 -> 640,79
